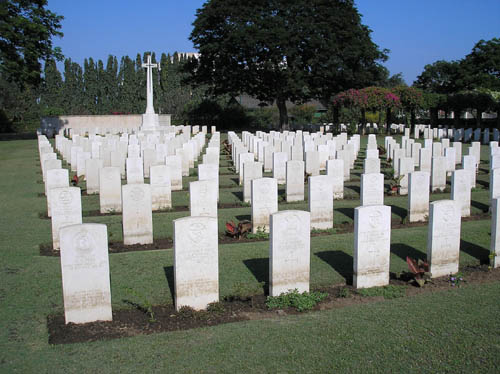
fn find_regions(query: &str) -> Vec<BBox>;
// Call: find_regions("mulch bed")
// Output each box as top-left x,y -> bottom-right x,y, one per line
47,265 -> 500,345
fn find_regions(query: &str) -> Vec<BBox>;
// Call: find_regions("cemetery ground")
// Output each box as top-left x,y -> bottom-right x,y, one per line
1,136 -> 500,372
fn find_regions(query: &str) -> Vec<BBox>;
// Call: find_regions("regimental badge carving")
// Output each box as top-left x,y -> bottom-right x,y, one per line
59,189 -> 73,205
130,187 -> 144,202
74,230 -> 94,254
442,205 -> 454,223
368,209 -> 382,229
188,222 -> 206,245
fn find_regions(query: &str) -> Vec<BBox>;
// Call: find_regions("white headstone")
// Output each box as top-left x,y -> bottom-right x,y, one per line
427,200 -> 461,278
189,180 -> 218,218
408,171 -> 430,222
60,223 -> 112,324
490,198 -> 500,268
122,184 -> 153,245
99,167 -> 122,213
286,160 -> 304,202
85,158 -> 102,195
398,157 -> 415,195
174,216 -> 219,311
360,173 -> 384,206
243,161 -> 263,203
251,178 -> 278,233
43,158 -> 61,184
308,175 -> 333,230
326,159 -> 344,199
272,152 -> 288,184
198,163 -> 219,200
431,157 -> 447,192
354,205 -> 391,288
270,210 -> 310,296
451,169 -> 471,217
51,187 -> 82,250
462,155 -> 477,188
126,158 -> 145,184
46,168 -> 69,217
305,151 -> 320,176
363,158 -> 380,175
419,148 -> 432,173
150,165 -> 172,211
166,155 -> 183,191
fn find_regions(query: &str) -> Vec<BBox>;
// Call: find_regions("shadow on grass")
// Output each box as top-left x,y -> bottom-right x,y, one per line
235,214 -> 251,221
163,266 -> 175,304
336,207 -> 354,220
230,178 -> 239,186
389,204 -> 408,221
231,191 -> 243,201
460,239 -> 490,264
243,258 -> 269,295
471,200 -> 490,213
477,179 -> 489,189
391,243 -> 426,262
346,185 -> 360,194
315,251 -> 353,285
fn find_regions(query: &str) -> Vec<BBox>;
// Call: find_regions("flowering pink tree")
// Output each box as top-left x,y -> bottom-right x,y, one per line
332,86 -> 401,133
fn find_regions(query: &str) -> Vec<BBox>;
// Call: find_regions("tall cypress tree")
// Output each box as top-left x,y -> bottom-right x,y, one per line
96,59 -> 105,113
83,57 -> 99,114
61,58 -> 84,114
40,58 -> 63,115
135,53 -> 146,113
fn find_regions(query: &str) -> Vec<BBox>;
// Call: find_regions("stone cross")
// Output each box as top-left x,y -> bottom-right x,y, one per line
142,55 -> 160,115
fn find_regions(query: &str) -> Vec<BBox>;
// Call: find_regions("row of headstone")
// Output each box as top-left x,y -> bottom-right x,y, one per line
45,131 -> 500,328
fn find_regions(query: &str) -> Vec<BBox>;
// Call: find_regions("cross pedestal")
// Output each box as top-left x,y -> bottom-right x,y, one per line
141,55 -> 160,130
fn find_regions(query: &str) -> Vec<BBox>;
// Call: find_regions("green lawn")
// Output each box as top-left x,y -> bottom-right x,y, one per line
1,136 -> 499,373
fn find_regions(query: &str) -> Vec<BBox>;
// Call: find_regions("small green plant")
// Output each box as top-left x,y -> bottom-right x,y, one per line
357,285 -> 406,299
227,281 -> 265,301
246,226 -> 269,240
124,287 -> 156,323
177,305 -> 196,318
206,302 -> 226,314
266,289 -> 328,312
239,201 -> 251,207
311,227 -> 337,235
488,253 -> 496,270
339,288 -> 351,298
448,273 -> 465,287
388,174 -> 404,194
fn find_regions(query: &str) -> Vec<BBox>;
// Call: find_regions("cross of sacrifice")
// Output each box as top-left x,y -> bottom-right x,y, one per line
142,55 -> 161,115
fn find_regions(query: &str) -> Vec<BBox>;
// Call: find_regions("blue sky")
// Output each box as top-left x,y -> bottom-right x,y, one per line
48,0 -> 500,85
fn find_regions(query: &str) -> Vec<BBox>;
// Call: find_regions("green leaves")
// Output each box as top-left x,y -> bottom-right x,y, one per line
187,0 -> 388,129
0,0 -> 64,87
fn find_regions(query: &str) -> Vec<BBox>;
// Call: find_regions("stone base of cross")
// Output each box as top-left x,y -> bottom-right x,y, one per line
142,113 -> 159,130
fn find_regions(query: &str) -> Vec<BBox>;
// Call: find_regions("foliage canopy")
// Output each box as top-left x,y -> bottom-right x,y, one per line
186,0 -> 388,130
0,0 -> 63,87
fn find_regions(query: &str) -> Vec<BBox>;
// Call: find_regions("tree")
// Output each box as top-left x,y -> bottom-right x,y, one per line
414,60 -> 463,94
0,0 -> 63,87
39,58 -> 63,115
391,86 -> 425,131
187,0 -> 387,130
461,38 -> 500,91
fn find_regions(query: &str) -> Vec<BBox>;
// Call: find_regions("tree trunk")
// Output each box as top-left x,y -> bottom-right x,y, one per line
333,106 -> 339,134
276,98 -> 289,131
361,108 -> 366,135
410,109 -> 416,135
453,109 -> 460,128
386,108 -> 391,134
430,108 -> 438,127
476,107 -> 482,129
